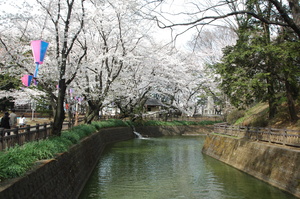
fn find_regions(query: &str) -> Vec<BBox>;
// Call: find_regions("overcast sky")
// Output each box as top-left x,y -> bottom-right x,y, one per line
0,0 -> 232,51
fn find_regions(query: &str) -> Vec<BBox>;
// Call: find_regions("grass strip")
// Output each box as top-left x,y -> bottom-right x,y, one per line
0,119 -> 128,181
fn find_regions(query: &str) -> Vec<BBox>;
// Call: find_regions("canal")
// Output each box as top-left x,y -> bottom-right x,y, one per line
79,136 -> 296,199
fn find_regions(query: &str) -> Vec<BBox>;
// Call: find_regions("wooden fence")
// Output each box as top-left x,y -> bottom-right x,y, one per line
214,123 -> 300,147
0,116 -> 90,151
0,123 -> 53,151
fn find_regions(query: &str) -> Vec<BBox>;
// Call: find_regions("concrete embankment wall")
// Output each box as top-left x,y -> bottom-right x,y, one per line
0,127 -> 134,199
202,134 -> 300,198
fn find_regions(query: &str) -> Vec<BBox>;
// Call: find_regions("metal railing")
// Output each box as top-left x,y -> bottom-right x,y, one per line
214,123 -> 300,147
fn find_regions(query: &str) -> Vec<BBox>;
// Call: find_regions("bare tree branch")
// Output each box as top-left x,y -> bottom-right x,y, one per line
155,11 -> 290,29
151,0 -> 300,39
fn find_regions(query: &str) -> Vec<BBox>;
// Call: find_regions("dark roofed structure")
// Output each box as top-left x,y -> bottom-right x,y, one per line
145,98 -> 165,112
145,98 -> 164,106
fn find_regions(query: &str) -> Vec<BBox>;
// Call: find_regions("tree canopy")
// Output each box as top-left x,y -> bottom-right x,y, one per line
0,0 -> 299,128
147,0 -> 300,122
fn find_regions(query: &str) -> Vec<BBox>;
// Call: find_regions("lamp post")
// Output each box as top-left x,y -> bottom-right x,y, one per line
31,101 -> 36,121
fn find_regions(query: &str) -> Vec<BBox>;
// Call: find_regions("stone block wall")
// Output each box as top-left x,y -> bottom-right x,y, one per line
0,127 -> 134,199
135,125 -> 213,137
202,134 -> 300,198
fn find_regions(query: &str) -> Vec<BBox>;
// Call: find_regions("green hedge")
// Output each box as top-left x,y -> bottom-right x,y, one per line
0,119 -> 129,181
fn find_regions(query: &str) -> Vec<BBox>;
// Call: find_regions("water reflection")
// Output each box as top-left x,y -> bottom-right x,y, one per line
79,136 -> 296,199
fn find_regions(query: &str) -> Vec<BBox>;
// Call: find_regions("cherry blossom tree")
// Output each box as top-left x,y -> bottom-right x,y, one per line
0,0 -> 235,130
71,0 -> 158,123
0,0 -> 87,135
187,26 -> 238,113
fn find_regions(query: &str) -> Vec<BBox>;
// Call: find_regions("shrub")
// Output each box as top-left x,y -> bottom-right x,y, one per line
92,119 -> 129,129
226,109 -> 245,124
71,124 -> 96,138
0,145 -> 36,179
49,136 -> 73,152
0,122 -> 98,181
61,131 -> 81,144
250,115 -> 268,127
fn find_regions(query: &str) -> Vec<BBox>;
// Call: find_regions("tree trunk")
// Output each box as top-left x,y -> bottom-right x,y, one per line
85,111 -> 97,124
84,100 -> 101,124
68,108 -> 73,128
267,77 -> 277,119
285,80 -> 298,122
52,79 -> 67,136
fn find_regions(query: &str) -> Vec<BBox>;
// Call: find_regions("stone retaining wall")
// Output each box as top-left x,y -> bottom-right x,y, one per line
135,125 -> 213,137
202,134 -> 300,198
0,127 -> 134,199
2,126 -> 297,198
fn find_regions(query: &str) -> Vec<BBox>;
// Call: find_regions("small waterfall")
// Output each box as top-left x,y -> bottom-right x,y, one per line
131,125 -> 145,139
133,131 -> 144,139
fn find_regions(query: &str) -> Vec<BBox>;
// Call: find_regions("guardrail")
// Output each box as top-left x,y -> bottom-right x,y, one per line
0,116 -> 88,151
0,123 -> 53,150
214,123 -> 300,147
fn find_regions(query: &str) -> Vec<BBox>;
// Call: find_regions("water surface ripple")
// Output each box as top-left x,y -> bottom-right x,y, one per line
79,136 -> 296,199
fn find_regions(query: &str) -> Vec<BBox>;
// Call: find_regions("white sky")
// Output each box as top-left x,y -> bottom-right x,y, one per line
0,0 -> 233,51
148,0 -> 236,50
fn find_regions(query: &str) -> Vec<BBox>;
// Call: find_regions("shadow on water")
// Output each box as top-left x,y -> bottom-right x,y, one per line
201,155 -> 296,199
79,136 -> 297,199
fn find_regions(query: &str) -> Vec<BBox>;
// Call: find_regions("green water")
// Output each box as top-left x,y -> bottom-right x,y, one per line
79,136 -> 296,199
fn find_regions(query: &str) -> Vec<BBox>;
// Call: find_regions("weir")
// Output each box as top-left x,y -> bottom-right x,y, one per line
133,131 -> 144,139
131,123 -> 148,139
